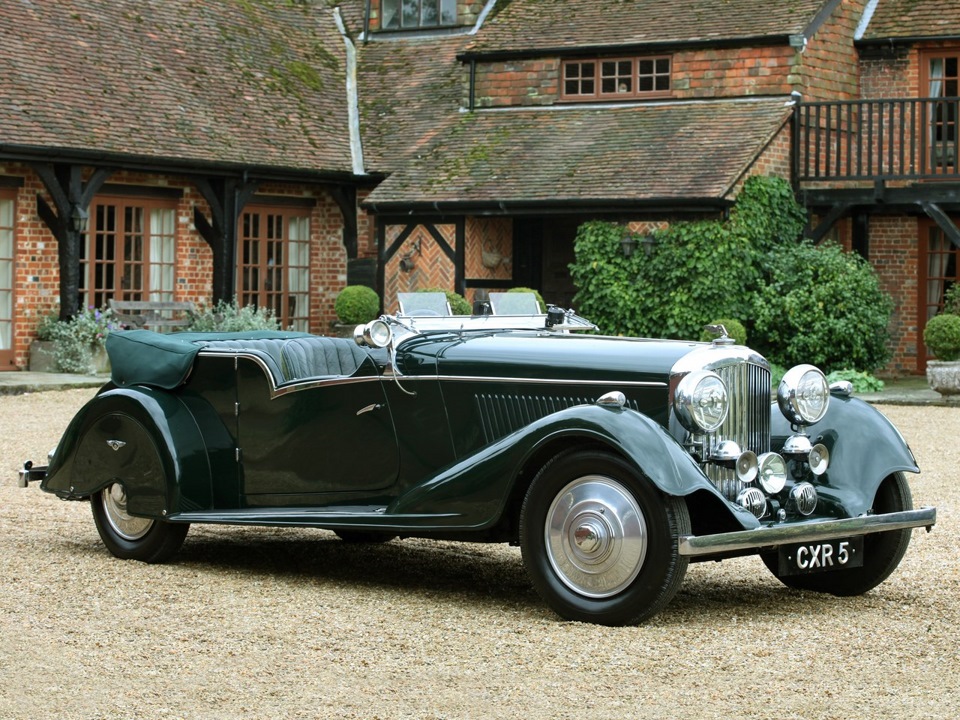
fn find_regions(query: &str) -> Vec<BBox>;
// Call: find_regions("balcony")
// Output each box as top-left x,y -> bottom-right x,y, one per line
794,97 -> 960,243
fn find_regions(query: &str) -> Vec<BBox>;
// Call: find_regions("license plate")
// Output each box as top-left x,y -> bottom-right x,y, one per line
778,536 -> 865,576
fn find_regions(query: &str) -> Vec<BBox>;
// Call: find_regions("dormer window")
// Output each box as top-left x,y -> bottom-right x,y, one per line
561,56 -> 672,101
382,0 -> 457,29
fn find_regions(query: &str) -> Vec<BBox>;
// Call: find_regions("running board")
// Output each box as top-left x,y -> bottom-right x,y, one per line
170,505 -> 463,530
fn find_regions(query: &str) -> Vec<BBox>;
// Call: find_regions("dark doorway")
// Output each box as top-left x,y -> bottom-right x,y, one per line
513,216 -> 584,309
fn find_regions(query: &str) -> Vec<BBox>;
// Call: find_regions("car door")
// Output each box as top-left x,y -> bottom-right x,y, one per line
235,354 -> 399,503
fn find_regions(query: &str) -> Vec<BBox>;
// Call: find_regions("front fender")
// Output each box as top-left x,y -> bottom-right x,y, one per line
42,387 -> 212,518
772,394 -> 919,518
389,404 -> 760,531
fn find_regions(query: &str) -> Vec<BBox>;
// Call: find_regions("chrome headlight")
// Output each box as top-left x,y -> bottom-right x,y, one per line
354,319 -> 392,348
778,364 -> 829,425
675,370 -> 729,433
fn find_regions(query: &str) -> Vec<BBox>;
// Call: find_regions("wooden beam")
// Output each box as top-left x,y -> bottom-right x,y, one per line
193,177 -> 259,302
806,203 -> 852,244
328,186 -> 358,259
919,201 -> 960,249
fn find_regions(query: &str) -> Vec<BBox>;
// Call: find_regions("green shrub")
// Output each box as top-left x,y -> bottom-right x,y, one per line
699,318 -> 747,345
186,298 -> 280,332
751,241 -> 892,373
944,284 -> 960,315
334,286 -> 380,325
508,286 -> 547,312
826,369 -> 885,393
923,313 -> 960,361
419,287 -> 471,315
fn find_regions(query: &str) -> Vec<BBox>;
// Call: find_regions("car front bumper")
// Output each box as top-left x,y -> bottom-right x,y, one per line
678,507 -> 937,557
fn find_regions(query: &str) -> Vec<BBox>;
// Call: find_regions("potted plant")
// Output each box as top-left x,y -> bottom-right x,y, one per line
31,307 -> 115,374
333,285 -> 380,337
924,286 -> 960,395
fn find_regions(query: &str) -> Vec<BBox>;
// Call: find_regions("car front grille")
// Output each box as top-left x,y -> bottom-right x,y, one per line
704,359 -> 771,500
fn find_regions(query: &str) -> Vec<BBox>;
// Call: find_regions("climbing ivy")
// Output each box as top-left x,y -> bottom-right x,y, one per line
569,176 -> 894,372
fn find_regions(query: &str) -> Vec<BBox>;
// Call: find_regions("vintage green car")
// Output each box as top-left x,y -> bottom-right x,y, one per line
19,295 -> 936,625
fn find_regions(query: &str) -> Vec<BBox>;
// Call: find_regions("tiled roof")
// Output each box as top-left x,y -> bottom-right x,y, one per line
0,0 -> 353,174
364,98 -> 791,207
467,0 -> 833,54
860,0 -> 960,40
357,33 -> 472,173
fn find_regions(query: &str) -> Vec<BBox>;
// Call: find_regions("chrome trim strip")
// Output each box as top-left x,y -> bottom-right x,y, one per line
440,375 -> 668,388
678,507 -> 936,556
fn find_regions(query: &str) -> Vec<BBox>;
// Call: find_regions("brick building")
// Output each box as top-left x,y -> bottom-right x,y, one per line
1,0 -> 958,375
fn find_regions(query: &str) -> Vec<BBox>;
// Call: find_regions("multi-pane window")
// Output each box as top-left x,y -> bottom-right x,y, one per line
381,0 -> 456,29
920,222 -> 959,367
562,56 -> 671,101
924,53 -> 960,170
0,193 -> 14,353
79,196 -> 177,311
238,206 -> 310,332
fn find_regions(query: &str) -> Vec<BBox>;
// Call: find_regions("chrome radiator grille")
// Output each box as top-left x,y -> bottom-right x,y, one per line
705,360 -> 771,500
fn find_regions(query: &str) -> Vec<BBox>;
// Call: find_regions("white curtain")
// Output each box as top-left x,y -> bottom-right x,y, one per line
148,209 -> 176,304
928,228 -> 949,319
929,59 -> 947,167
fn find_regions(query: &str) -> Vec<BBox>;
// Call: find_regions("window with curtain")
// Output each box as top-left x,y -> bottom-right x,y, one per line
920,221 -> 959,369
238,206 -> 311,332
79,196 -> 177,312
0,193 -> 14,352
924,54 -> 959,170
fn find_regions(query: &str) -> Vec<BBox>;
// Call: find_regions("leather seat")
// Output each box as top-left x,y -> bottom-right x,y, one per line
280,337 -> 369,380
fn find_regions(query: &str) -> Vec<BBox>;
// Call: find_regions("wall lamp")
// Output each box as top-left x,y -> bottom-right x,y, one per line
70,205 -> 89,234
622,233 -> 656,258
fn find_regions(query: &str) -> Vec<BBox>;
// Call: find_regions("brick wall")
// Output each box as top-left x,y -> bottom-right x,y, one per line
869,215 -> 921,375
381,223 -> 457,313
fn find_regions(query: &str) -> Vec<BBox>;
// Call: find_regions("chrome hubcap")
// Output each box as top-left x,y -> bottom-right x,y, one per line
101,484 -> 154,541
545,476 -> 647,598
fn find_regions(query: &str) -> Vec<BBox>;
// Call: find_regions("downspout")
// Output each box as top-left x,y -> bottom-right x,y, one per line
334,8 -> 366,176
469,0 -> 499,35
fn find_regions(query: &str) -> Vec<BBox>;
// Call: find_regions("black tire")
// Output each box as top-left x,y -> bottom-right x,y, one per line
762,472 -> 913,595
333,529 -> 398,544
519,449 -> 690,626
91,483 -> 189,563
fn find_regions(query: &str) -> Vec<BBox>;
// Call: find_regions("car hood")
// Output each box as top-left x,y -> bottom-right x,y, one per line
399,331 -> 703,383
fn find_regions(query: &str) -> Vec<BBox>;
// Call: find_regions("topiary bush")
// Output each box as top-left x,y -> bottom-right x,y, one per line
923,313 -> 960,361
186,298 -> 281,332
334,285 -> 380,325
419,287 -> 471,315
699,318 -> 747,345
752,241 -> 892,373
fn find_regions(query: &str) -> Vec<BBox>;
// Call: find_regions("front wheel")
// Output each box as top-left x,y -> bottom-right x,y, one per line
91,483 -> 189,563
519,450 -> 689,626
761,472 -> 914,595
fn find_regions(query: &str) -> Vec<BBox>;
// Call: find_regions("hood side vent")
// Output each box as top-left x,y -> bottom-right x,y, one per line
475,393 -> 639,444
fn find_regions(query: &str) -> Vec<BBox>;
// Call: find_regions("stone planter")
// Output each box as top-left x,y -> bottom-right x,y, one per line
28,340 -> 110,374
926,360 -> 960,395
28,340 -> 57,372
331,323 -> 359,339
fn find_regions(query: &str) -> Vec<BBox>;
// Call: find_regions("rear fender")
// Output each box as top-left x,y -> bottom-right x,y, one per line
772,394 -> 920,517
42,387 -> 212,518
389,403 -> 760,531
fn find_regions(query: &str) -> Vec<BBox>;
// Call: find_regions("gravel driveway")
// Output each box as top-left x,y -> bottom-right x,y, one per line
0,388 -> 956,719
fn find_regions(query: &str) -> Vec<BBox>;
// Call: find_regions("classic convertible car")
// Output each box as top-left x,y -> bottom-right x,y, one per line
19,295 -> 936,625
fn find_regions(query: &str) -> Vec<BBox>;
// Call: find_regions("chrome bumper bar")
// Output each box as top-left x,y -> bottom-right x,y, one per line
17,462 -> 47,488
678,507 -> 936,557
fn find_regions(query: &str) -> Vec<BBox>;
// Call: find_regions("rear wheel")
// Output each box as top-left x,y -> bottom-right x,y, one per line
91,483 -> 188,563
519,449 -> 689,626
762,472 -> 913,595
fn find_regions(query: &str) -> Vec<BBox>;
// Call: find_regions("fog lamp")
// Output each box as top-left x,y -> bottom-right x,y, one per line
757,452 -> 787,494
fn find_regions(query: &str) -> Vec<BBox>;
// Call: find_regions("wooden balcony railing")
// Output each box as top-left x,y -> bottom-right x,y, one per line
794,97 -> 960,182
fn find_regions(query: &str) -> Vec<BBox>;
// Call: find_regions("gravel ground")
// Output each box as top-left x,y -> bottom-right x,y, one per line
0,388 -> 956,720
